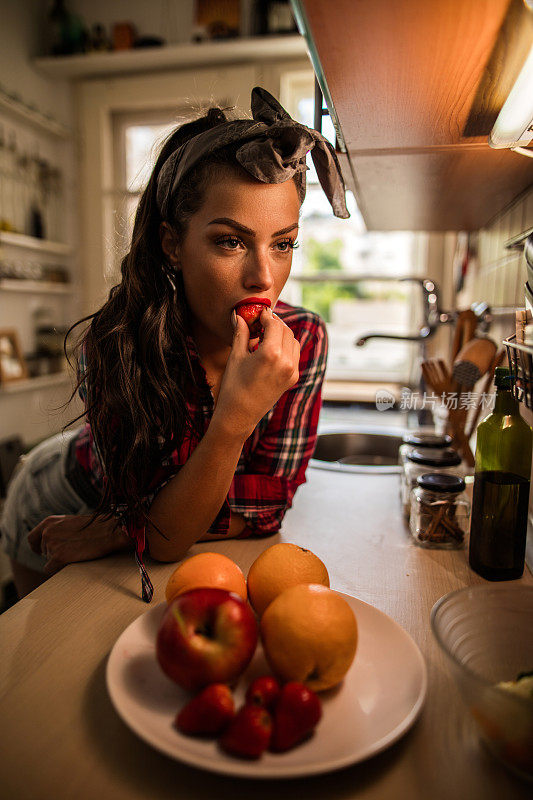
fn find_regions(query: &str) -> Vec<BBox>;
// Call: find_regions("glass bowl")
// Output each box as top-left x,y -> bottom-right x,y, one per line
431,585 -> 533,781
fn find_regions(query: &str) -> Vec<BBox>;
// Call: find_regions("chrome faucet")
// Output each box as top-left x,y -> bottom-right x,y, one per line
355,278 -> 456,347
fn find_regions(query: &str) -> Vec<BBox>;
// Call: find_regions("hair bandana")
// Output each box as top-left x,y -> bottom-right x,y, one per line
156,86 -> 349,220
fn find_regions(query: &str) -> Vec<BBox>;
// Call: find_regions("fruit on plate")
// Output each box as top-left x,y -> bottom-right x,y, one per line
165,552 -> 247,604
156,588 -> 258,691
234,297 -> 271,338
219,705 -> 273,759
260,583 -> 358,691
176,683 -> 235,736
245,675 -> 281,711
247,542 -> 330,617
270,681 -> 322,752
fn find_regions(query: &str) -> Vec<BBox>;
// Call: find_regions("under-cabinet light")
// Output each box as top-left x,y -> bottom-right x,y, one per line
489,45 -> 533,156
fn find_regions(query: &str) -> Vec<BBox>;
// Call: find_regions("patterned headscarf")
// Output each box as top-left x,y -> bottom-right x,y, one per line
156,86 -> 349,219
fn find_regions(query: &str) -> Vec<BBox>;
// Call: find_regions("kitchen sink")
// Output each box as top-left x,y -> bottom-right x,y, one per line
309,427 -> 405,474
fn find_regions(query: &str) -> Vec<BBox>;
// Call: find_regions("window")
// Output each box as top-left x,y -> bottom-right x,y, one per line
106,109 -> 180,282
280,71 -> 428,385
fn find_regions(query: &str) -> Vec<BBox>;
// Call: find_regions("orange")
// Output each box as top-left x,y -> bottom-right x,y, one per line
165,552 -> 247,604
260,583 -> 358,692
247,542 -> 329,617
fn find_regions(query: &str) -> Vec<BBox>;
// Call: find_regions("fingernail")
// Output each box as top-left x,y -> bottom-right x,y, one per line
231,309 -> 238,331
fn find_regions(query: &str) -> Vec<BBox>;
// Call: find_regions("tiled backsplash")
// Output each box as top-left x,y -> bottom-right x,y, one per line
473,185 -> 533,309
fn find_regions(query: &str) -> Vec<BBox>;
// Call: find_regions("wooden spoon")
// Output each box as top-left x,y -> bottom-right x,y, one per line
421,359 -> 453,396
450,309 -> 478,366
422,358 -> 475,464
452,337 -> 497,388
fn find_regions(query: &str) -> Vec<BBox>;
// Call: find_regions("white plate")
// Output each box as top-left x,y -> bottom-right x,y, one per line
106,592 -> 427,778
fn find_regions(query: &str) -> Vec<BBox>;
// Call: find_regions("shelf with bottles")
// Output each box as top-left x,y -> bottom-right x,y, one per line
0,247 -> 73,294
33,34 -> 306,79
0,118 -> 67,245
503,334 -> 533,410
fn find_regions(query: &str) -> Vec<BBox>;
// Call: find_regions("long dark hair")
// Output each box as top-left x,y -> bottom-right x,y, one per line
64,106 -> 251,534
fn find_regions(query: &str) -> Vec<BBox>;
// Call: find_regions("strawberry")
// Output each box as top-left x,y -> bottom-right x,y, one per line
269,681 -> 322,752
219,705 -> 273,759
234,299 -> 270,338
245,675 -> 281,711
175,683 -> 235,736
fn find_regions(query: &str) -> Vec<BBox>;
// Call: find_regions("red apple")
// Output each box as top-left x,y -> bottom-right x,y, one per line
156,588 -> 258,692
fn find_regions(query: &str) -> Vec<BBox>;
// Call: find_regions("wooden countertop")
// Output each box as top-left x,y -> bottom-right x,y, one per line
1,468 -> 531,799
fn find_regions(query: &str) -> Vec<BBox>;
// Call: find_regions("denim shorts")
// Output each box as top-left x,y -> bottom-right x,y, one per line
0,428 -> 94,572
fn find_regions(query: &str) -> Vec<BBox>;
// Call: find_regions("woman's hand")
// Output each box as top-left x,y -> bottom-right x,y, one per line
213,307 -> 300,439
27,514 -> 131,576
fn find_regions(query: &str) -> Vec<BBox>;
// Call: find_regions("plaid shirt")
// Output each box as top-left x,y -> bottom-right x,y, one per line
71,301 -> 327,601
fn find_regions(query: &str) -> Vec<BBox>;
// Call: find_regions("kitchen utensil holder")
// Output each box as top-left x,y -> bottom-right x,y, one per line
503,334 -> 533,409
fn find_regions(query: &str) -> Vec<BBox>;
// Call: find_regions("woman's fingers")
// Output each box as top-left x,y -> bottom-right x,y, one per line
27,518 -> 47,553
231,312 -> 251,356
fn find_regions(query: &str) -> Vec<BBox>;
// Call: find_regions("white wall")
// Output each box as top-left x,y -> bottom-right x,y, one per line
2,0 -> 73,127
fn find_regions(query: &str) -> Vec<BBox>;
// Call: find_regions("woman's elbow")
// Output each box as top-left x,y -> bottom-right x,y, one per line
146,523 -> 189,563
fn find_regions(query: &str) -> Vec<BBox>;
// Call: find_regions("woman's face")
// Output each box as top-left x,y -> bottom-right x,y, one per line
167,169 -> 301,353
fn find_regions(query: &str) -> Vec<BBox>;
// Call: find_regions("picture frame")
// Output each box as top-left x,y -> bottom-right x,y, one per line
0,329 -> 28,384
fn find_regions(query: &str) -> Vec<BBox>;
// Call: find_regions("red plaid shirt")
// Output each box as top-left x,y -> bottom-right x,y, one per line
72,301 -> 327,601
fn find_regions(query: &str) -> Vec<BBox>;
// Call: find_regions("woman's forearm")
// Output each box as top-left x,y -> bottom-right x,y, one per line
146,416 -> 248,561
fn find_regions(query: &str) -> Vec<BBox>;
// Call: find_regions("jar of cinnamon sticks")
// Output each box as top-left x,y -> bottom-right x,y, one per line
402,448 -> 462,519
410,473 -> 470,549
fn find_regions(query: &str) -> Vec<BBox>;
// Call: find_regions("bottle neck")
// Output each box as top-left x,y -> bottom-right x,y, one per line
493,388 -> 519,415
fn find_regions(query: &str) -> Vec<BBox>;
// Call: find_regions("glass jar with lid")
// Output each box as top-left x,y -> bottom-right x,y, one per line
398,431 -> 452,467
410,473 -> 470,549
402,448 -> 462,518
398,431 -> 453,506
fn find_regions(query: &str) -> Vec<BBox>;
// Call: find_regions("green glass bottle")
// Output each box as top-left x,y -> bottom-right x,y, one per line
469,367 -> 532,580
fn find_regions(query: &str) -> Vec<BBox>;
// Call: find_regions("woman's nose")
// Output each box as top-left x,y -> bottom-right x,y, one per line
243,248 -> 274,291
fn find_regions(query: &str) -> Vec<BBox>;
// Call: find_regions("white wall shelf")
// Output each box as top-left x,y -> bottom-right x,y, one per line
33,35 -> 307,79
0,232 -> 73,256
0,89 -> 72,139
0,279 -> 73,295
0,372 -> 72,395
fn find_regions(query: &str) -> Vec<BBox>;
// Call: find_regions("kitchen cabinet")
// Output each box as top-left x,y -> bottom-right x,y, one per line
294,0 -> 533,231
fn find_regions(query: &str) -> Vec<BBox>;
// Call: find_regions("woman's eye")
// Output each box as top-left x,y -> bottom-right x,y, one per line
276,239 -> 299,252
217,236 -> 242,250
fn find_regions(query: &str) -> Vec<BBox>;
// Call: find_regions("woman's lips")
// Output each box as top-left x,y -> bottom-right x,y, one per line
233,297 -> 271,310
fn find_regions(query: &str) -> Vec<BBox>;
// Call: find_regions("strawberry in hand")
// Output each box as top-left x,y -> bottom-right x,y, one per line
219,705 -> 273,759
245,675 -> 281,712
269,681 -> 322,752
175,683 -> 235,736
234,298 -> 271,339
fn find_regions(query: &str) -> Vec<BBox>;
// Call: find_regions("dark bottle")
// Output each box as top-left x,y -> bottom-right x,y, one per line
469,367 -> 532,580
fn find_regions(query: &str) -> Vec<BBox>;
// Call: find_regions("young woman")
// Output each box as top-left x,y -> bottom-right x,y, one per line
0,87 -> 349,601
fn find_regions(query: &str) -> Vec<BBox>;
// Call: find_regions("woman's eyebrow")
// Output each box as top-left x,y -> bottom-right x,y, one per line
207,218 -> 299,237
